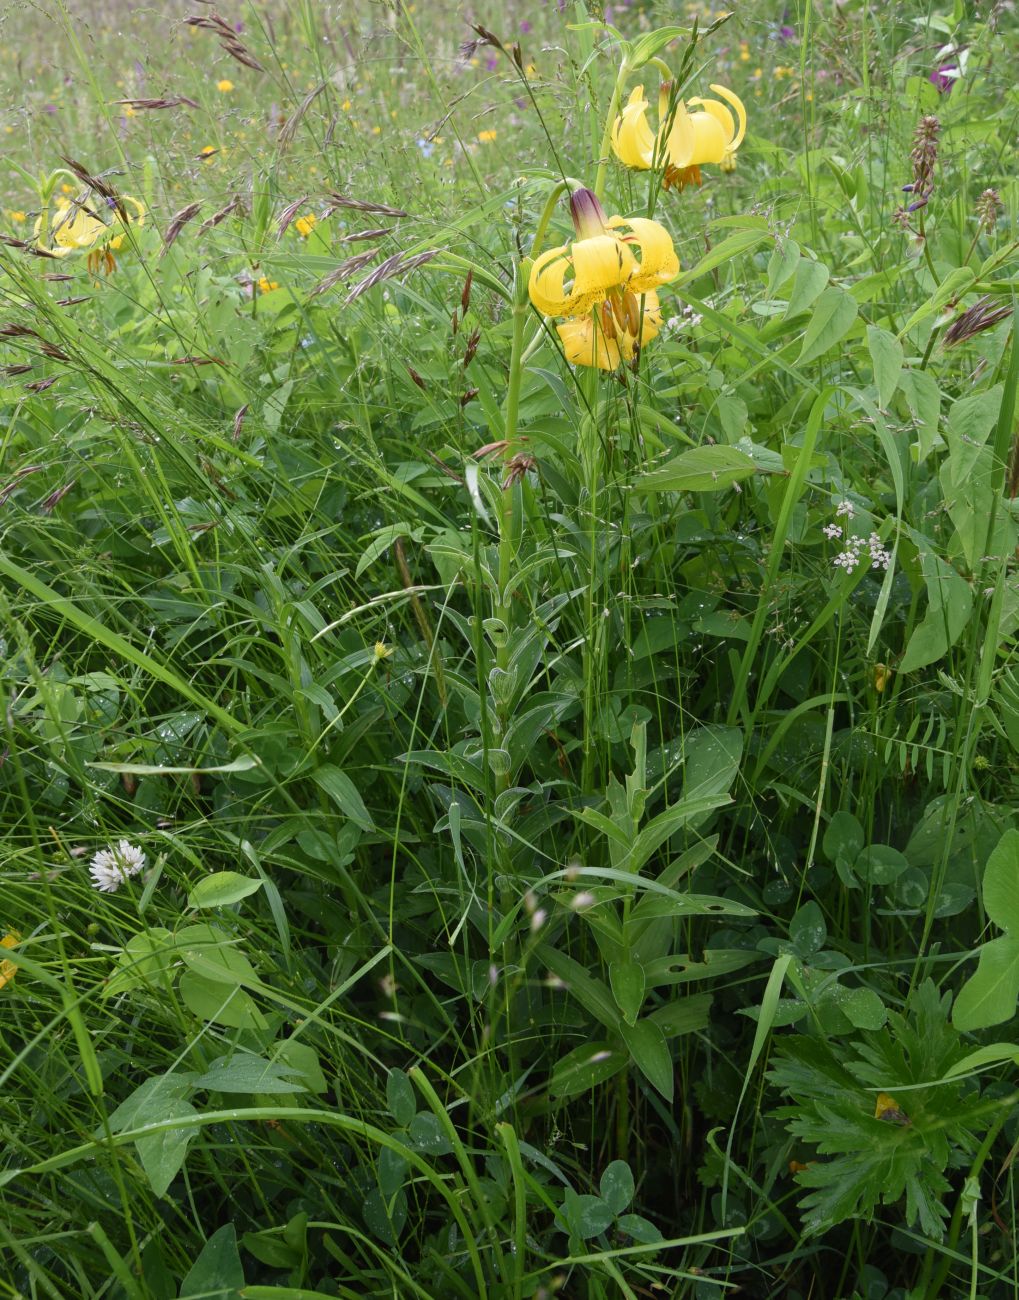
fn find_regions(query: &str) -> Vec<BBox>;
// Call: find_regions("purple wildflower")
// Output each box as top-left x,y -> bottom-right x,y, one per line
929,66 -> 958,93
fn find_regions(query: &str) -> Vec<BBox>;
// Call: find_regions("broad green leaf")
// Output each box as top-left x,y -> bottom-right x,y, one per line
867,325 -> 903,407
616,1213 -> 664,1244
541,946 -> 619,1030
823,812 -> 864,866
785,258 -> 830,318
766,239 -> 800,295
619,1018 -> 674,1101
179,1223 -> 244,1299
949,834 -> 1019,1027
549,1042 -> 627,1098
178,971 -> 268,1029
600,1160 -> 635,1214
790,902 -> 826,956
176,924 -> 259,987
104,928 -> 174,999
629,26 -> 691,67
953,937 -> 1019,1031
899,546 -> 972,674
944,1042 -> 1019,1079
275,1041 -> 329,1094
647,993 -> 712,1038
641,445 -> 756,493
941,447 -> 1017,570
310,764 -> 375,830
946,385 -> 1002,478
563,1190 -> 615,1239
107,1073 -> 199,1199
609,960 -> 645,1026
193,1053 -> 306,1095
797,287 -> 858,364
838,986 -> 887,1031
982,829 -> 1019,930
386,1067 -> 417,1128
899,369 -> 942,461
356,522 -> 422,579
188,872 -> 263,910
679,229 -> 768,284
856,844 -> 908,886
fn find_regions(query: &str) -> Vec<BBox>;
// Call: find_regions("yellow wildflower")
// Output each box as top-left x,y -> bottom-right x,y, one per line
34,194 -> 145,266
294,213 -> 317,238
873,664 -> 892,693
612,80 -> 746,190
528,187 -> 677,370
217,79 -> 235,93
0,933 -> 19,990
257,277 -> 279,294
478,129 -> 498,143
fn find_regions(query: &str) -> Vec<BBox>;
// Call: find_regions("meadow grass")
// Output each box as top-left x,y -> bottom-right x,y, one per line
2,0 -> 1019,1297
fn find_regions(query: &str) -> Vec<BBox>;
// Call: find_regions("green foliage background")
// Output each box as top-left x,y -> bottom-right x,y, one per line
2,1 -> 1019,1297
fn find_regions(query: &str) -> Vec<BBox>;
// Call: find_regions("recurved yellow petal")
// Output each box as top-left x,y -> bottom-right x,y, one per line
528,246 -> 576,316
612,85 -> 656,169
710,83 -> 747,152
609,217 -> 679,294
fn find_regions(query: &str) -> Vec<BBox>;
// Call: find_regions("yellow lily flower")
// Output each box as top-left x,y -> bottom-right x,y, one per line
612,82 -> 746,190
0,933 -> 19,991
528,188 -> 678,320
34,194 -> 145,265
558,289 -> 663,370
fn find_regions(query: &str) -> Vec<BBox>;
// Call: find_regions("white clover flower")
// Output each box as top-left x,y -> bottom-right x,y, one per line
88,840 -> 146,893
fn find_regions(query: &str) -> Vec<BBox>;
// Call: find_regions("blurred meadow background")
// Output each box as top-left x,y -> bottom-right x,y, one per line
2,0 -> 1019,1297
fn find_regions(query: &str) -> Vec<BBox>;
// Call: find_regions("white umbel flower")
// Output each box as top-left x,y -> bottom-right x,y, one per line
89,840 -> 146,893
